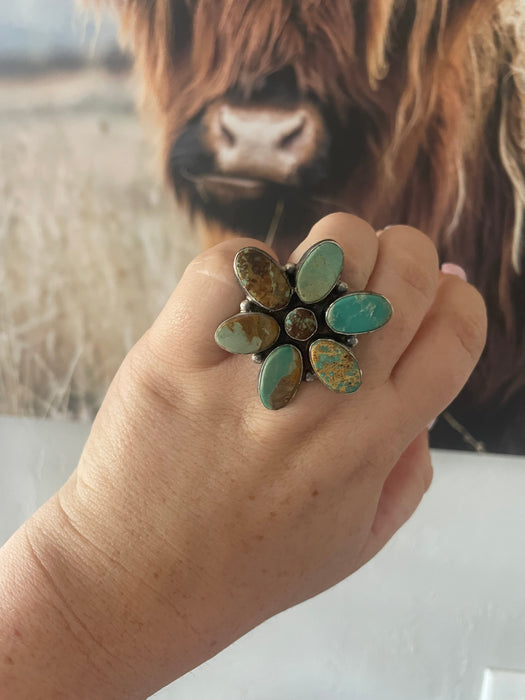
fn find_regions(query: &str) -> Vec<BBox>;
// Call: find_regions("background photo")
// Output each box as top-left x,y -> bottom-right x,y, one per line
1,2 -> 523,455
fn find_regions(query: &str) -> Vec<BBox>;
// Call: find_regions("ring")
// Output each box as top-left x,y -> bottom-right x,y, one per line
215,240 -> 393,410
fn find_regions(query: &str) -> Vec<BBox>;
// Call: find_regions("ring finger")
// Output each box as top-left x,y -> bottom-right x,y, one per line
354,225 -> 440,389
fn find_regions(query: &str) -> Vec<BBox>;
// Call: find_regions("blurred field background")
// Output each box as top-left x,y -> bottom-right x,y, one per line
0,1 -> 197,419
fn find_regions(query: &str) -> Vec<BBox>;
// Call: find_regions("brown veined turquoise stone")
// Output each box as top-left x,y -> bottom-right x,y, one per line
284,307 -> 318,341
258,344 -> 303,410
295,240 -> 344,304
234,247 -> 291,310
309,339 -> 362,393
326,292 -> 393,335
215,313 -> 280,354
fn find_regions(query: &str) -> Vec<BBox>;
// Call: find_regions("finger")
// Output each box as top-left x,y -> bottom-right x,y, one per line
288,213 -> 379,291
357,430 -> 433,567
355,226 -> 440,387
146,237 -> 279,371
391,273 -> 487,434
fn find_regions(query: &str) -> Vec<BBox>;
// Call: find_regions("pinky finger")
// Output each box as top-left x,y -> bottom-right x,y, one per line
357,430 -> 433,567
390,274 -> 487,434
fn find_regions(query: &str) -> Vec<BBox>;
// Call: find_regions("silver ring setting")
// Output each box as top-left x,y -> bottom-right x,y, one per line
215,240 -> 393,410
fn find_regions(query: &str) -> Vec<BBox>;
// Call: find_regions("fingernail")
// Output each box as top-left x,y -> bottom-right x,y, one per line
427,418 -> 437,431
441,263 -> 467,282
376,225 -> 395,237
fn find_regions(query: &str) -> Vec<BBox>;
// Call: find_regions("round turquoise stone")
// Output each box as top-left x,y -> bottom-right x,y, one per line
284,307 -> 317,341
295,240 -> 344,303
258,344 -> 303,410
326,293 -> 393,335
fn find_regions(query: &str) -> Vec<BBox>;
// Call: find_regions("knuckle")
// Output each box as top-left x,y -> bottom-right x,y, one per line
383,227 -> 439,302
397,252 -> 438,302
120,333 -> 183,410
316,211 -> 374,233
188,236 -> 278,277
387,225 -> 436,253
187,243 -> 234,276
345,260 -> 371,290
450,291 -> 487,361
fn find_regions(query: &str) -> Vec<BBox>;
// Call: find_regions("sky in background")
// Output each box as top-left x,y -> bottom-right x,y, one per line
0,1 -> 119,60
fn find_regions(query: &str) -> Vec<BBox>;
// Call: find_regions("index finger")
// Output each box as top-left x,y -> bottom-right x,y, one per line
146,237 -> 279,372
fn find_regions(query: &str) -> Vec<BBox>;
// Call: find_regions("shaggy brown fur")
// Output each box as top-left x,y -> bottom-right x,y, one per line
91,0 -> 525,453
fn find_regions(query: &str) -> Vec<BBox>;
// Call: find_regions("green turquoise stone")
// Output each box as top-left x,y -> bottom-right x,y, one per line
284,307 -> 317,341
296,240 -> 344,303
310,339 -> 362,393
234,247 -> 291,310
326,293 -> 393,335
215,313 -> 280,354
258,344 -> 303,410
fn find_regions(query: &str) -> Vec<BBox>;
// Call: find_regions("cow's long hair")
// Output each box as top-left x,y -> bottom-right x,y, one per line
91,0 -> 525,413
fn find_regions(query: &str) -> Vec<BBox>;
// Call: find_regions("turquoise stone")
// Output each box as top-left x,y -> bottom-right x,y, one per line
215,313 -> 280,354
234,247 -> 291,310
296,240 -> 344,303
258,344 -> 303,410
326,293 -> 393,335
309,339 -> 362,393
284,307 -> 317,341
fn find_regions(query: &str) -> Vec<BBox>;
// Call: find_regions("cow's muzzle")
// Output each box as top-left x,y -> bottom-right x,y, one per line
171,99 -> 329,202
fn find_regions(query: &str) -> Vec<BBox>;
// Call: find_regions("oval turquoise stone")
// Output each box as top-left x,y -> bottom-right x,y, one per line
310,339 -> 362,393
296,240 -> 344,303
258,344 -> 303,410
326,293 -> 393,335
215,313 -> 280,354
234,247 -> 291,310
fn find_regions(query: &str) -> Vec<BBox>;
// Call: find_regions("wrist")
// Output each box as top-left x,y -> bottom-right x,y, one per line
0,466 -> 233,700
0,487 -> 146,699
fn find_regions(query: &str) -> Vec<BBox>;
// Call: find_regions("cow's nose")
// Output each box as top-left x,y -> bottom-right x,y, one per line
206,102 -> 323,185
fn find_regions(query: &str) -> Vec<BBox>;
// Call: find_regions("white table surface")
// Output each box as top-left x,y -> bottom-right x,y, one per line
1,416 -> 525,700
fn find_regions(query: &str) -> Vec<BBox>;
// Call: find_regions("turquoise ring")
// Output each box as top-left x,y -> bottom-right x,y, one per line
215,240 -> 393,410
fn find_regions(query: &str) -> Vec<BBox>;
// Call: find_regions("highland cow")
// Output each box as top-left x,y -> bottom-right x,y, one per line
95,0 -> 525,454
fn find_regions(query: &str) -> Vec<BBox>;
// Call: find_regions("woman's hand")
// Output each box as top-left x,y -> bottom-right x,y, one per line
0,214 -> 487,699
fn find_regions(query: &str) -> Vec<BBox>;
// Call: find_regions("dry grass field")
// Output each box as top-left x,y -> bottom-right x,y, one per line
0,70 -> 197,419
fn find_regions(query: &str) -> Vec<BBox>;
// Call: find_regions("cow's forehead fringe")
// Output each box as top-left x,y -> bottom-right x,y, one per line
85,0 -> 525,397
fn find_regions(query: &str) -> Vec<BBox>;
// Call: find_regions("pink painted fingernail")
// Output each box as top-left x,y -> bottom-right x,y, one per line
441,263 -> 467,282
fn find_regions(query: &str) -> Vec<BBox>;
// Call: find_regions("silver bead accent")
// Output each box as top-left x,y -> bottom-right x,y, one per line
240,299 -> 251,313
346,336 -> 358,348
305,371 -> 317,382
337,282 -> 349,293
284,263 -> 297,274
252,353 -> 264,364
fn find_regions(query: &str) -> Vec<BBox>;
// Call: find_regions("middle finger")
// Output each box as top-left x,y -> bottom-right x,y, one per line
354,225 -> 440,388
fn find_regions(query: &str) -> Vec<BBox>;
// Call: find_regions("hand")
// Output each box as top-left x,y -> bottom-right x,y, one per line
0,214 -> 487,699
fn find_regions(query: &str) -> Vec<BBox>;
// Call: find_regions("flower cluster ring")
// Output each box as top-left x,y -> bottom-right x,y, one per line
215,240 -> 393,410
